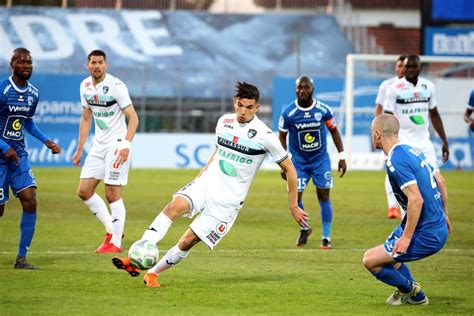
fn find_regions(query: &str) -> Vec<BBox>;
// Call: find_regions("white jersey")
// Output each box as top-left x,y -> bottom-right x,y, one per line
384,77 -> 437,147
80,73 -> 133,148
199,113 -> 288,210
375,76 -> 398,106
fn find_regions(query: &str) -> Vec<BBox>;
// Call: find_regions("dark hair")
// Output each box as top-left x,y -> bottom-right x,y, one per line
88,49 -> 107,61
397,55 -> 407,62
11,47 -> 31,63
405,55 -> 420,63
234,81 -> 259,102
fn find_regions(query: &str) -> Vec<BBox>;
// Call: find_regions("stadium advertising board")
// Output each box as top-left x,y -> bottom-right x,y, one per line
0,73 -> 86,167
424,27 -> 474,56
0,7 -> 352,98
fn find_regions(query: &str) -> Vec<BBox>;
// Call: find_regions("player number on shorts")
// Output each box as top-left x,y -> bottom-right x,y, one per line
0,188 -> 3,200
297,178 -> 307,191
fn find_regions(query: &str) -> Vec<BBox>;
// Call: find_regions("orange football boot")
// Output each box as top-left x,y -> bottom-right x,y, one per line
143,273 -> 161,288
112,257 -> 140,277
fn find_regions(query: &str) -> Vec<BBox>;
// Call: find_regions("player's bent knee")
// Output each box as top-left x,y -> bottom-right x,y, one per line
21,198 -> 37,212
77,189 -> 93,201
362,250 -> 375,270
163,200 -> 189,219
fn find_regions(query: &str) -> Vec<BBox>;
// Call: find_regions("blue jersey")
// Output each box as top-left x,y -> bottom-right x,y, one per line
0,77 -> 39,164
386,144 -> 446,232
279,98 -> 335,165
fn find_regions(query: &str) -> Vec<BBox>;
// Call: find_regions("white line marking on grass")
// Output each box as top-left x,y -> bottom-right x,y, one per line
0,248 -> 471,255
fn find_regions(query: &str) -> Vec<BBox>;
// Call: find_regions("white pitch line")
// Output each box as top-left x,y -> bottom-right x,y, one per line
0,248 -> 471,255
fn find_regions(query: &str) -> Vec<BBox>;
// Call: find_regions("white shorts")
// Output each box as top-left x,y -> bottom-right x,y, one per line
174,178 -> 240,249
80,145 -> 130,185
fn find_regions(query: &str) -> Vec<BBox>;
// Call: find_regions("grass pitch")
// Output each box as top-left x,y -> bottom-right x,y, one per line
0,168 -> 473,315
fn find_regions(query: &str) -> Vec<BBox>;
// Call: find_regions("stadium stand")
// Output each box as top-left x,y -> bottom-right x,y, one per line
367,25 -> 420,54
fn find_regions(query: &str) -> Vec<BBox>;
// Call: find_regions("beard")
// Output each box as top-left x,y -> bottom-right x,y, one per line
15,70 -> 32,81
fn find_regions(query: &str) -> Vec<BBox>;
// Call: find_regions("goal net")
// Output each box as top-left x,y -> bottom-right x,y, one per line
341,54 -> 474,170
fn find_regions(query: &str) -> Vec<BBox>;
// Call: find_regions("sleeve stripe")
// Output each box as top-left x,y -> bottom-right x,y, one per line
400,179 -> 417,190
275,154 -> 289,164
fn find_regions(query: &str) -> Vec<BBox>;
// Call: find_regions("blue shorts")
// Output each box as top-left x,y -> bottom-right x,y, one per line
383,224 -> 448,262
0,156 -> 37,204
293,155 -> 333,191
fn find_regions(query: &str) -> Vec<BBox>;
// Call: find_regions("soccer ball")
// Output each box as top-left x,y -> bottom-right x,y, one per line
128,240 -> 159,270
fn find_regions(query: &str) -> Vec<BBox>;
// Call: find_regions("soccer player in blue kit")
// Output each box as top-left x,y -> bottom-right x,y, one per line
363,114 -> 450,305
0,48 -> 61,269
279,76 -> 346,249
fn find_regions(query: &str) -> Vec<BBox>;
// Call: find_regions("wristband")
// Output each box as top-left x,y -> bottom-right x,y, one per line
117,140 -> 131,150
338,151 -> 347,160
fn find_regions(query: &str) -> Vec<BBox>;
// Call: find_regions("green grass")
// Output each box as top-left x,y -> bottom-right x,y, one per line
1,169 -> 473,315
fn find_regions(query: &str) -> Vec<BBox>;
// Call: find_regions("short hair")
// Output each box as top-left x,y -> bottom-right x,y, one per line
405,55 -> 420,63
88,49 -> 107,61
234,81 -> 259,102
397,55 -> 407,62
373,114 -> 400,137
11,47 -> 31,63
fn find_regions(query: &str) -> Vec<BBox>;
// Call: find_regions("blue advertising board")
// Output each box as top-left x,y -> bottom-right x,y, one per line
424,27 -> 474,56
0,73 -> 86,166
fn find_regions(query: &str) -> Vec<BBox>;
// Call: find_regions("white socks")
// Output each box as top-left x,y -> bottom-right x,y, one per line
85,193 -> 113,234
148,244 -> 190,274
141,212 -> 173,245
110,199 -> 126,247
385,175 -> 398,208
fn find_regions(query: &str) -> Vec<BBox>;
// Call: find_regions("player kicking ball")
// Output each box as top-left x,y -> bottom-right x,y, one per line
363,114 -> 450,305
112,82 -> 309,287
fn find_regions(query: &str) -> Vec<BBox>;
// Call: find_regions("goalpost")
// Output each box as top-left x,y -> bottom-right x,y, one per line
342,54 -> 474,170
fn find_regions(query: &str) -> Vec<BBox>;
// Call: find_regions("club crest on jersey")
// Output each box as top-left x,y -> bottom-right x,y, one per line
216,222 -> 227,235
314,113 -> 322,121
248,129 -> 257,138
103,86 -> 109,94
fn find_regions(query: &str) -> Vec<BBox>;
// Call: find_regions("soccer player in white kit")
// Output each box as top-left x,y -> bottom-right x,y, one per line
383,55 -> 451,232
72,50 -> 139,253
375,55 -> 406,219
112,82 -> 309,287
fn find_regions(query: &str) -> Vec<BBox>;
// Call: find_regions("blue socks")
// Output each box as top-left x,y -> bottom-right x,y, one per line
373,264 -> 412,293
397,263 -> 426,300
320,200 -> 332,238
18,211 -> 36,257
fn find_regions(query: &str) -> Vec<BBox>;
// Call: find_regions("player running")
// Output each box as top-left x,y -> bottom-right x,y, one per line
278,76 -> 346,249
112,82 -> 309,287
72,50 -> 139,253
375,55 -> 406,219
384,55 -> 451,232
0,47 -> 61,269
363,114 -> 450,305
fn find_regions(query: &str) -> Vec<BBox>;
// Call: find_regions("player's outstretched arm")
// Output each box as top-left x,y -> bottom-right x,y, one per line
24,119 -> 60,154
0,140 -> 19,164
278,157 -> 310,228
429,108 -> 449,162
72,108 -> 93,166
328,126 -> 347,177
393,183 -> 423,256
278,130 -> 288,181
